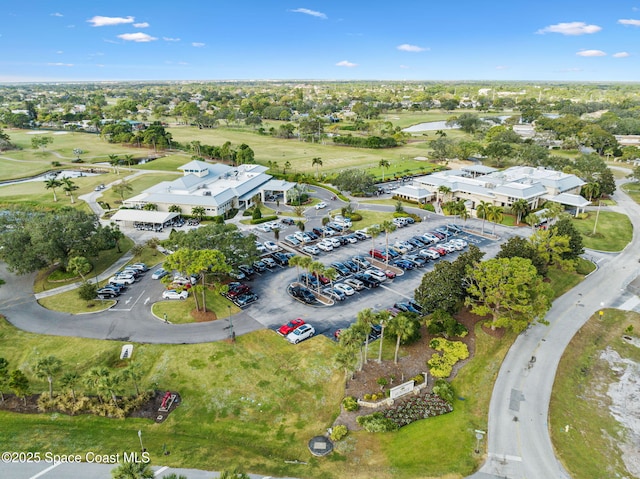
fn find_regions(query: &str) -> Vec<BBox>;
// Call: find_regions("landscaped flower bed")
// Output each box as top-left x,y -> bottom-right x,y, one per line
382,393 -> 453,428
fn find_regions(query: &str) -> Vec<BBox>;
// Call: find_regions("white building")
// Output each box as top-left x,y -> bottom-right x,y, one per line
121,160 -> 296,218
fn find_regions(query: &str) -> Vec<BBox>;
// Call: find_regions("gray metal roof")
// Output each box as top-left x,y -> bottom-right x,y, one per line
111,210 -> 179,224
550,193 -> 590,207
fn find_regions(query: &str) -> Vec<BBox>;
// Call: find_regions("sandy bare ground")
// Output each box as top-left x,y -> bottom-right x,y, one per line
600,344 -> 640,477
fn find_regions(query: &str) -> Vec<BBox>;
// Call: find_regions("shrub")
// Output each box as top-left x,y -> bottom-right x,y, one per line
252,208 -> 262,220
78,281 -> 98,302
432,379 -> 456,404
331,425 -> 348,441
376,377 -> 388,390
346,212 -> 363,222
356,412 -> 399,432
422,203 -> 436,212
428,338 -> 470,379
363,393 -> 372,401
427,309 -> 468,338
382,393 -> 453,428
411,373 -> 425,384
342,396 -> 359,411
250,215 -> 278,225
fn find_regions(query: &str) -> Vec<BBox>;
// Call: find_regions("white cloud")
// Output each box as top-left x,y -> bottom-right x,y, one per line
178,61 -> 189,65
336,60 -> 357,67
495,65 -> 509,70
397,43 -> 427,52
618,19 -> 640,27
47,62 -> 73,67
192,42 -> 205,47
557,68 -> 583,72
50,12 -> 63,17
576,49 -> 606,57
133,22 -> 149,28
613,51 -> 630,58
56,50 -> 63,54
399,65 -> 410,69
290,8 -> 327,19
103,38 -> 119,44
536,21 -> 601,35
163,37 -> 180,42
117,32 -> 158,42
87,16 -> 135,27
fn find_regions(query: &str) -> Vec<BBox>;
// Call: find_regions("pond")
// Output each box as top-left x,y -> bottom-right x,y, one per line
0,170 -> 102,187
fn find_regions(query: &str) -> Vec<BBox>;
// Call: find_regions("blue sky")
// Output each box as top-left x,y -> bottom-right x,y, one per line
2,1 -> 640,82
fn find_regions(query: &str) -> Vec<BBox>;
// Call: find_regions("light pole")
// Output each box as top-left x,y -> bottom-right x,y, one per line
378,318 -> 389,363
137,430 -> 145,452
228,305 -> 235,342
592,200 -> 601,236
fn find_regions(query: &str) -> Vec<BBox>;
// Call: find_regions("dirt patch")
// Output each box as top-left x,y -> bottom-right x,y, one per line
190,309 -> 218,322
336,309 -> 490,431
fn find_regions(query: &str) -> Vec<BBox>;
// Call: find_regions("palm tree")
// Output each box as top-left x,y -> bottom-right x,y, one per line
379,159 -> 391,181
288,255 -> 304,278
324,267 -> 337,287
511,199 -> 529,224
84,366 -> 109,404
44,177 -> 62,202
111,461 -> 154,479
309,261 -> 325,293
272,227 -> 280,244
191,206 -> 206,221
338,325 -> 367,372
68,256 -> 92,280
296,220 -> 305,232
525,212 -> 539,233
476,200 -> 491,235
168,205 -> 182,213
122,363 -> 143,397
357,309 -> 377,365
582,182 -> 600,202
283,160 -> 292,175
62,177 -> 79,204
123,154 -> 135,168
33,356 -> 62,399
380,220 -> 397,265
142,203 -> 158,211
387,313 -> 417,364
298,255 -> 312,286
487,205 -> 504,235
108,154 -> 121,175
293,205 -> 305,218
367,225 -> 381,260
312,157 -> 323,178
59,371 -> 80,402
437,185 -> 452,203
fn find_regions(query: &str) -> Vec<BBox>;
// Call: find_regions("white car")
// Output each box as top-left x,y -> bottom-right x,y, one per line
109,275 -> 134,285
151,268 -> 168,280
329,237 -> 341,248
263,241 -> 279,251
302,245 -> 320,255
256,224 -> 271,233
419,248 -> 440,260
317,240 -> 333,252
315,201 -> 327,209
162,289 -> 188,300
344,278 -> 365,291
365,268 -> 387,282
286,324 -> 315,344
255,241 -> 267,253
334,283 -> 355,296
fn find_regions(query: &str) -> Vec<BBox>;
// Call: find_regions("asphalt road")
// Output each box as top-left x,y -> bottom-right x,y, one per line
469,179 -> 640,479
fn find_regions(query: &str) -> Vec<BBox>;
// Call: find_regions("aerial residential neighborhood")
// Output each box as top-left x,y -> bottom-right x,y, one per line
0,3 -> 640,479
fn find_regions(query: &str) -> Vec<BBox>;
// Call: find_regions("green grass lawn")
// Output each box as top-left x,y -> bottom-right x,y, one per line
571,211 -> 633,252
549,309 -> 640,479
99,172 -> 182,206
151,289 -> 240,324
0,320 -> 346,478
622,181 -> 640,204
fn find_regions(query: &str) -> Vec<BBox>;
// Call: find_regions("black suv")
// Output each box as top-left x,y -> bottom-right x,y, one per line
290,285 -> 317,304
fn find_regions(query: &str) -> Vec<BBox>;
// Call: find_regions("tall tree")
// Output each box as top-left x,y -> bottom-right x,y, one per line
551,217 -> 584,260
486,205 -> 504,235
191,206 -> 206,221
34,356 -> 62,399
61,177 -> 79,204
476,201 -> 490,234
380,220 -> 397,265
59,371 -> 80,402
510,199 -> 529,224
379,159 -> 390,181
386,313 -> 418,364
357,308 -> 377,366
465,257 -> 551,332
312,157 -> 323,179
113,180 -> 133,202
68,256 -> 92,281
108,154 -> 120,175
122,363 -> 143,397
44,177 -> 63,202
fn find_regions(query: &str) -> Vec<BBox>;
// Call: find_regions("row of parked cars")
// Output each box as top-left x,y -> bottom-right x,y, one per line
222,282 -> 259,307
277,318 -> 316,344
97,263 -> 150,299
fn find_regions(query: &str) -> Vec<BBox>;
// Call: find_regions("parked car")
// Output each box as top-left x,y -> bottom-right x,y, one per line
352,256 -> 371,269
323,287 -> 346,301
281,217 -> 295,226
284,235 -> 300,246
384,269 -> 397,279
225,283 -> 251,298
334,283 -> 355,296
286,324 -> 315,344
343,259 -> 360,273
97,290 -> 118,299
365,268 -> 387,282
290,285 -> 316,303
369,249 -> 385,260
229,270 -> 247,280
151,268 -> 169,280
302,245 -> 321,255
98,285 -> 124,295
273,252 -> 290,266
128,263 -> 149,272
430,245 -> 448,256
354,273 -> 380,288
404,254 -> 428,267
317,240 -> 333,252
162,289 -> 188,300
419,248 -> 440,260
422,233 -> 439,244
344,278 -> 365,291
262,257 -> 277,268
330,262 -> 351,277
235,292 -> 259,306
315,201 -> 327,209
278,318 -> 305,336
252,260 -> 267,272
447,223 -> 463,233
261,241 -> 277,252
109,275 -> 134,285
395,302 -> 421,314
393,259 -> 415,270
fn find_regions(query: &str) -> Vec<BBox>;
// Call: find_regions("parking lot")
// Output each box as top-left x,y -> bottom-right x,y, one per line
246,218 -> 499,340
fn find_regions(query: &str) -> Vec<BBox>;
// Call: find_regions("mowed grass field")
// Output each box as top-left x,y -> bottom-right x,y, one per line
549,309 -> 640,479
571,211 -> 633,252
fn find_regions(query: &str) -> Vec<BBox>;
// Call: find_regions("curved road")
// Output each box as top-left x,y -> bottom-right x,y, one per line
471,178 -> 640,479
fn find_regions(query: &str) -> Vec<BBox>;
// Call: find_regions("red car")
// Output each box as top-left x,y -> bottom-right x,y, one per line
384,269 -> 397,279
369,249 -> 385,260
315,273 -> 331,285
278,318 -> 305,336
431,246 -> 447,256
226,283 -> 251,298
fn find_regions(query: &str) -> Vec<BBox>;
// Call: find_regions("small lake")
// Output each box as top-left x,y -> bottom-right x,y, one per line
0,170 -> 102,187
